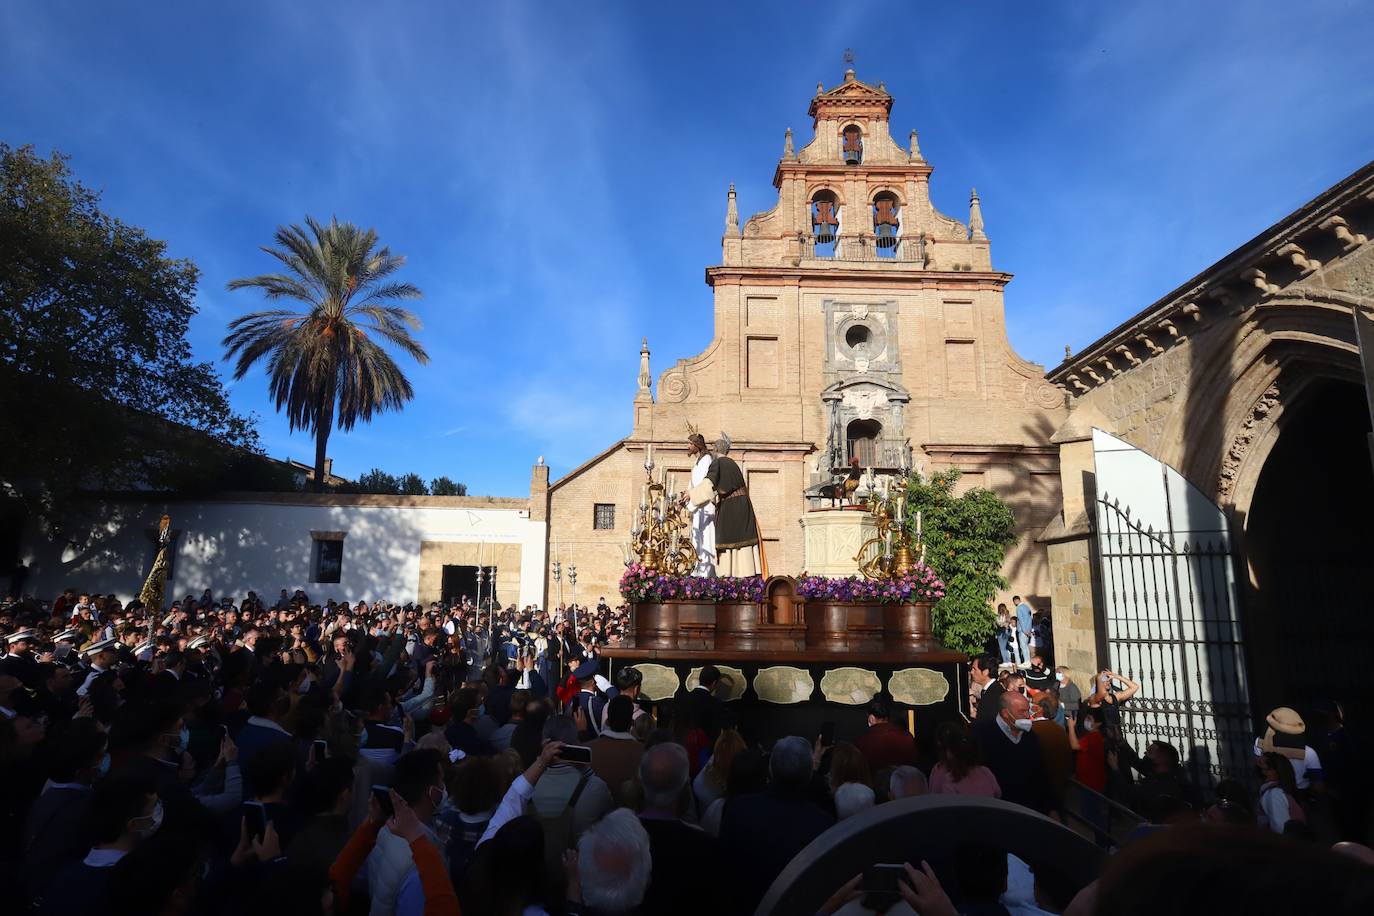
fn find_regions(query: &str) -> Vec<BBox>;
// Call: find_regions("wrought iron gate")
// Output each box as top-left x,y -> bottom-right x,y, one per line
1091,430 -> 1253,784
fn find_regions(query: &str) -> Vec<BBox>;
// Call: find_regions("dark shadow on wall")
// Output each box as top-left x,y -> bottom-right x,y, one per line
24,500 -> 433,605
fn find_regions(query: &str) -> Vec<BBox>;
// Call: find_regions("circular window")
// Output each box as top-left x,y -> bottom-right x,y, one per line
845,324 -> 872,349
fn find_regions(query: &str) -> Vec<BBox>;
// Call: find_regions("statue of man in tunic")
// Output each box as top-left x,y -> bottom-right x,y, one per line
693,432 -> 765,578
684,433 -> 716,577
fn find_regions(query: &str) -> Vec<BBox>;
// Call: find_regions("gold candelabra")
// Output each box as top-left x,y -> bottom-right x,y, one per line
627,448 -> 696,576
854,484 -> 926,579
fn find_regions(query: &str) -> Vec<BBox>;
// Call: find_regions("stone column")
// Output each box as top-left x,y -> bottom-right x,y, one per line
1039,407 -> 1110,678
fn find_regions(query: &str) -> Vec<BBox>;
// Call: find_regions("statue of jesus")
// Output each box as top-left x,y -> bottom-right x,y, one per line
685,433 -> 717,576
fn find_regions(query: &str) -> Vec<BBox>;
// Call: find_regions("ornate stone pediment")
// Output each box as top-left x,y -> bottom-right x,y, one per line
842,387 -> 887,420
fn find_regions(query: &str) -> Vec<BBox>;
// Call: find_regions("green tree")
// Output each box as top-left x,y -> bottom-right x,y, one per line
355,468 -> 400,495
430,476 -> 466,496
902,468 -> 1018,654
0,144 -> 261,529
224,216 -> 429,492
398,472 -> 428,496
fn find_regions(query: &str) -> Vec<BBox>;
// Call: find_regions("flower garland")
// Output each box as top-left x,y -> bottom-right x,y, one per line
795,566 -> 945,604
618,565 -> 767,603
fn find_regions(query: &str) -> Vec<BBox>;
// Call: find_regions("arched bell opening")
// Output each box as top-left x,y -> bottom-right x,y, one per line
841,124 -> 863,165
810,190 -> 840,256
872,191 -> 900,256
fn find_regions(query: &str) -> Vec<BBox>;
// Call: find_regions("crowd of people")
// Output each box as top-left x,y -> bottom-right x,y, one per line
1,584 -> 1372,915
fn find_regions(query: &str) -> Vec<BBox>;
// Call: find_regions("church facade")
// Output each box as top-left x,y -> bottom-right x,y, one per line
542,70 -> 1068,608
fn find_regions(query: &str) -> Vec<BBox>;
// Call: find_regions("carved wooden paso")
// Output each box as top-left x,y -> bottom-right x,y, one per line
882,602 -> 935,652
715,601 -> 763,652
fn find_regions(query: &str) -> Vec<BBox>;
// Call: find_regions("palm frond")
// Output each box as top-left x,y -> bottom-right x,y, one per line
224,215 -> 429,435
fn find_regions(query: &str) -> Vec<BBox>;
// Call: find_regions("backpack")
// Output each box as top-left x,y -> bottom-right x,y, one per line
528,767 -> 593,882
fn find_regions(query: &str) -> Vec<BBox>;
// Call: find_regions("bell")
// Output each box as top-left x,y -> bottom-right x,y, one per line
875,224 -> 897,249
843,148 -> 860,166
814,225 -> 836,244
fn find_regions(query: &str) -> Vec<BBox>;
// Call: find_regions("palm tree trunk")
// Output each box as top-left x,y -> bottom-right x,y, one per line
312,422 -> 330,492
312,390 -> 333,493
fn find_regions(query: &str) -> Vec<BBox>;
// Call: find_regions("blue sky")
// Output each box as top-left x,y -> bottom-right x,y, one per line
3,1 -> 1371,496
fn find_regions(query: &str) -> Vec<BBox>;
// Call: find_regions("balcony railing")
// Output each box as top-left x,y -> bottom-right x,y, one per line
802,233 -> 927,265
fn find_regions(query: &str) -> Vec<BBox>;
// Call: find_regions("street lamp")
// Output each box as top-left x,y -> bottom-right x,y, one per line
568,564 -> 578,636
477,566 -> 490,649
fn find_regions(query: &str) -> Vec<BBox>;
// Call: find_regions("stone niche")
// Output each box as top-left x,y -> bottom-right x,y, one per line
816,298 -> 913,478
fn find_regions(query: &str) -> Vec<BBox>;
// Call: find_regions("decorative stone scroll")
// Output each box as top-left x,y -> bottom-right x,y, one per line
820,667 -> 882,705
661,369 -> 692,403
1218,384 -> 1281,499
687,665 -> 747,702
632,663 -> 682,702
888,667 -> 951,706
754,666 -> 816,705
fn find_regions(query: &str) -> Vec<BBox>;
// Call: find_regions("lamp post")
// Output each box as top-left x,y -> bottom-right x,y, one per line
552,560 -> 563,620
568,564 -> 578,636
477,566 -> 490,651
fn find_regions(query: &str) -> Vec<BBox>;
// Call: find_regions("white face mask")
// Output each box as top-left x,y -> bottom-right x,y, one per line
133,800 -> 164,838
1012,717 -> 1033,733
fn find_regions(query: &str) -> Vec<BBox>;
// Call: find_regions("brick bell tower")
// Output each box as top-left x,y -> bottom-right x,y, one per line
566,69 -> 1062,602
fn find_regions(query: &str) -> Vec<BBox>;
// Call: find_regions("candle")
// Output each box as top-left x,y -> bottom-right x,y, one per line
916,509 -> 923,539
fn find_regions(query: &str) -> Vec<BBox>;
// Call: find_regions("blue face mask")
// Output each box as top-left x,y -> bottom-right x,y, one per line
166,727 -> 189,755
97,753 -> 111,776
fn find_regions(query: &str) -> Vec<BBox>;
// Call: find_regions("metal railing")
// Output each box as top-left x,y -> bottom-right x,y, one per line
802,233 -> 927,264
1060,778 -> 1147,850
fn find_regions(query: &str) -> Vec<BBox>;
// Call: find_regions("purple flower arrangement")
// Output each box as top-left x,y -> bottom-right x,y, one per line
796,566 -> 946,604
618,564 -> 767,603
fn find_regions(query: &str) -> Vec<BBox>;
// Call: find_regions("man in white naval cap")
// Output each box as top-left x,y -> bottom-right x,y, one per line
76,638 -> 120,698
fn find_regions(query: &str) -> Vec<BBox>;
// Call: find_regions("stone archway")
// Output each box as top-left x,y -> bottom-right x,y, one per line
1235,376 -> 1374,717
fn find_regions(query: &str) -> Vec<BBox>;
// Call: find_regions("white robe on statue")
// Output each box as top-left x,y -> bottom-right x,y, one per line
689,453 -> 717,577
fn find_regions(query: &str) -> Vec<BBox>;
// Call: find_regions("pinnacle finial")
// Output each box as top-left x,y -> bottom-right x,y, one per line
783,127 -> 794,159
908,128 -> 924,163
969,187 -> 987,241
816,80 -> 824,94
637,338 -> 652,392
725,183 -> 740,237
1065,344 -> 1073,360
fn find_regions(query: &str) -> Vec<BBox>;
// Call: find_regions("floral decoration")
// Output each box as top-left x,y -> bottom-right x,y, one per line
618,565 -> 767,603
795,566 -> 945,604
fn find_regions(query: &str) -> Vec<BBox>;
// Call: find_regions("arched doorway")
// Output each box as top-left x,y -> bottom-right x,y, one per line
846,418 -> 882,467
1243,379 -> 1374,716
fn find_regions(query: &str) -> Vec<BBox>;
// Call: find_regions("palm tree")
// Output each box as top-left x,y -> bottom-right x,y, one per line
223,216 -> 429,491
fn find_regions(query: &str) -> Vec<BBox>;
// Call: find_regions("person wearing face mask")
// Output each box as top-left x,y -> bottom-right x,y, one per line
22,720 -> 110,900
972,690 -> 1059,820
34,769 -> 161,916
1066,706 -> 1108,795
355,748 -> 452,916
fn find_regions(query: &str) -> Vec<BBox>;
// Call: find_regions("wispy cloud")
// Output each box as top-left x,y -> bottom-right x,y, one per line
4,0 -> 1371,493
